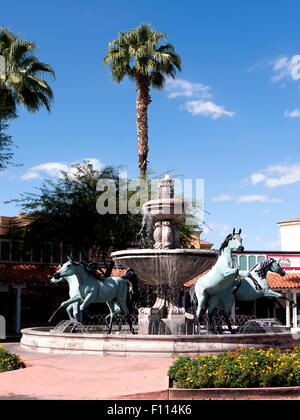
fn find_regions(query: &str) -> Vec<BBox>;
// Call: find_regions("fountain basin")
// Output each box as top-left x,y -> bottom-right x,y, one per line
111,248 -> 218,287
20,327 -> 300,357
144,198 -> 188,220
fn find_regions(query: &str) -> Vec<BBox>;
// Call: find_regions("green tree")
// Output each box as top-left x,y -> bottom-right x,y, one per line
103,24 -> 181,178
0,118 -> 16,171
8,162 -> 142,265
0,27 -> 55,118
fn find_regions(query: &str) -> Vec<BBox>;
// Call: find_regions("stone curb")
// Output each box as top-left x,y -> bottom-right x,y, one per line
168,386 -> 300,400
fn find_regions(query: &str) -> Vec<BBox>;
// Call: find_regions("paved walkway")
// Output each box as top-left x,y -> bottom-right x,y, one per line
0,343 -> 173,400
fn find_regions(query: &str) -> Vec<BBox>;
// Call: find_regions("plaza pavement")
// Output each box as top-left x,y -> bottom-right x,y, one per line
0,342 -> 173,400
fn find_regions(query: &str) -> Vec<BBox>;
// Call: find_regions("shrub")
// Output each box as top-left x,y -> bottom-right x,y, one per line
0,345 -> 26,372
168,346 -> 300,389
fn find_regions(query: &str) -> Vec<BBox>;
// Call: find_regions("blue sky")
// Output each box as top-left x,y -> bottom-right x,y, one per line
1,0 -> 300,251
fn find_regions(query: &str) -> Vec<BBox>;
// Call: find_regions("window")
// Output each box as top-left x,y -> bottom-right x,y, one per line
42,244 -> 51,263
249,256 -> 256,270
32,246 -> 41,263
0,241 -> 10,261
11,242 -> 21,262
239,255 -> 247,271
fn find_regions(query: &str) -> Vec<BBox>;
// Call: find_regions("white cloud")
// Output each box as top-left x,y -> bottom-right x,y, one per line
250,173 -> 267,185
284,109 -> 300,118
166,77 -> 235,120
165,78 -> 211,99
271,55 -> 300,83
249,162 -> 300,188
21,158 -> 103,181
210,193 -> 282,204
239,195 -> 282,203
210,194 -> 233,202
237,194 -> 269,203
21,162 -> 69,180
184,100 -> 236,119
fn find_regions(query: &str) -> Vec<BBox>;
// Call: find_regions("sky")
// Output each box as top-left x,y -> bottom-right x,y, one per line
1,0 -> 300,251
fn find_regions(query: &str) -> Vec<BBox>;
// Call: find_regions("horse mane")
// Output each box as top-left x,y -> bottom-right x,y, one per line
254,259 -> 273,278
219,234 -> 233,253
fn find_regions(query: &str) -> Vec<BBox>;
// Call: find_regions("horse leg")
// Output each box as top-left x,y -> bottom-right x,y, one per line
224,313 -> 235,334
66,304 -> 75,320
106,301 -> 119,334
79,292 -> 96,312
48,296 -> 81,323
232,275 -> 242,295
207,295 -> 222,334
265,290 -> 299,309
117,281 -> 136,334
48,305 -> 63,323
195,290 -> 207,325
119,301 -> 135,334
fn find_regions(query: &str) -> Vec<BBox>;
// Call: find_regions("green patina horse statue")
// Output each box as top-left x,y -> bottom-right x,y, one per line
190,258 -> 299,334
48,257 -> 136,334
193,228 -> 244,333
211,258 -> 298,333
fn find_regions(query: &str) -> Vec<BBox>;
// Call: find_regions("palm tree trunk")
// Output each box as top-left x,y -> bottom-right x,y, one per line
136,73 -> 151,178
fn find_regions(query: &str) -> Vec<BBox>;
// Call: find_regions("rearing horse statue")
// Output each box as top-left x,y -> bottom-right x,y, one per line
193,228 -> 244,332
48,257 -> 136,334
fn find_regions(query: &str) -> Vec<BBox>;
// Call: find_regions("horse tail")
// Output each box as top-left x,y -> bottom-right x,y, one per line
189,284 -> 198,314
122,269 -> 139,315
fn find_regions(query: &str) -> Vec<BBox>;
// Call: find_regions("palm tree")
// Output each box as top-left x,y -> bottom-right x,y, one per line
103,24 -> 181,178
0,27 -> 55,120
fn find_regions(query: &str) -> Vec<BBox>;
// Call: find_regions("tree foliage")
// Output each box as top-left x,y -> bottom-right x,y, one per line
0,118 -> 16,171
103,24 -> 181,177
0,27 -> 55,116
8,163 -> 142,263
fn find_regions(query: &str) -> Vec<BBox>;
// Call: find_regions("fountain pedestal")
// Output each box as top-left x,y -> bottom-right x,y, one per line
138,283 -> 187,335
112,175 -> 218,335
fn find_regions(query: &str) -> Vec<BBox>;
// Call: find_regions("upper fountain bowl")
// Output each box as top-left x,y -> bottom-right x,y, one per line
144,198 -> 188,221
111,248 -> 218,287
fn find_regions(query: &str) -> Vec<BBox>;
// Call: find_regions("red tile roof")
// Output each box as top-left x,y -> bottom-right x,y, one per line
185,271 -> 300,289
0,264 -> 127,285
1,263 -> 300,290
277,218 -> 300,224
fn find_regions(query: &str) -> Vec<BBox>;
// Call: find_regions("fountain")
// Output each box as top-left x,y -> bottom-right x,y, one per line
20,175 -> 300,357
112,175 -> 218,335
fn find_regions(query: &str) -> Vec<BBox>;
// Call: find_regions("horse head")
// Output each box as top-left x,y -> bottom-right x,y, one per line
254,258 -> 285,279
269,258 -> 286,277
220,228 -> 244,253
50,256 -> 80,283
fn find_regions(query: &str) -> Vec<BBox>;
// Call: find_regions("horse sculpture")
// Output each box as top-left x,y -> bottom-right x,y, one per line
193,228 -> 244,333
190,258 -> 298,334
48,257 -> 136,334
212,258 -> 298,333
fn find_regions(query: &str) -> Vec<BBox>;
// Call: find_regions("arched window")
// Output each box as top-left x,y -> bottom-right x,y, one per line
249,256 -> 256,270
232,255 -> 238,266
239,255 -> 247,271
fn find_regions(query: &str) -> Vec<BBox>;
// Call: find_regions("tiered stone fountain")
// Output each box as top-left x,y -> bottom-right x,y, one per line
21,176 -> 300,357
111,175 -> 218,334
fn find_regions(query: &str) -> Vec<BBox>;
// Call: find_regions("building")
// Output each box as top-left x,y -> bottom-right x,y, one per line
189,230 -> 214,250
1,214 -> 300,334
278,218 -> 300,252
